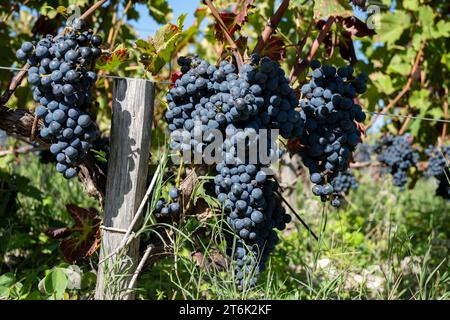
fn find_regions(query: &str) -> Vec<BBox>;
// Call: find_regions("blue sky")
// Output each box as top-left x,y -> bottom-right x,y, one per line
129,1 -> 200,39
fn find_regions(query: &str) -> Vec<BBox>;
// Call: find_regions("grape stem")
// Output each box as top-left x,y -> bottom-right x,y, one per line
366,45 -> 425,130
203,0 -> 244,71
252,0 -> 291,55
274,190 -> 318,241
289,16 -> 336,83
79,0 -> 109,20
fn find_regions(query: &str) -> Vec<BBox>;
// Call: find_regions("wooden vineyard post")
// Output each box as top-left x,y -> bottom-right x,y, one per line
95,78 -> 155,300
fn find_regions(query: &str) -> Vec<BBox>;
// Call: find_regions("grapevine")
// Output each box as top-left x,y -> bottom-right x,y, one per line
16,19 -> 101,179
373,134 -> 419,190
425,145 -> 450,200
296,59 -> 367,207
165,54 -> 300,288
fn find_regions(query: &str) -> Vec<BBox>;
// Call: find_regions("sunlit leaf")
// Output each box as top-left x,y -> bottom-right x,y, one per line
96,44 -> 129,72
314,0 -> 352,20
147,0 -> 173,24
377,11 -> 411,46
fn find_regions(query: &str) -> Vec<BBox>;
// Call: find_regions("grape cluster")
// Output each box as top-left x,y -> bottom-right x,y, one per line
425,145 -> 450,200
297,60 -> 367,207
354,143 -> 372,163
165,55 -> 300,288
214,161 -> 291,288
373,135 -> 419,190
331,171 -> 358,200
16,20 -> 101,179
166,55 -> 303,161
154,187 -> 181,218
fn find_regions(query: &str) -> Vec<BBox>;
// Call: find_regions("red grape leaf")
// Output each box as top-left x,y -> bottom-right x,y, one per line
233,0 -> 255,26
235,36 -> 248,57
259,35 -> 286,61
45,227 -> 71,239
338,32 -> 357,64
170,71 -> 182,88
214,12 -> 240,42
45,204 -> 101,263
337,16 -> 376,37
214,1 -> 254,43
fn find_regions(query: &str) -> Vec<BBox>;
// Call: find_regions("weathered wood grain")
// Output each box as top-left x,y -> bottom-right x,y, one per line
95,78 -> 155,300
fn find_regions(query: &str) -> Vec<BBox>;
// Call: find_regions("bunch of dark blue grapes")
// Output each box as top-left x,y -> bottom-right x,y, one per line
425,145 -> 450,200
331,171 -> 358,202
16,20 -> 101,179
214,161 -> 291,289
373,135 -> 419,190
298,60 -> 367,207
354,143 -> 372,163
154,187 -> 181,218
166,55 -> 303,158
165,55 -> 300,288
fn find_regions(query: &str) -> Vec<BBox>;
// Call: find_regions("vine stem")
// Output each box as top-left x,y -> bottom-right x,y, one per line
441,87 -> 449,143
0,0 -> 109,107
252,0 -> 290,55
79,0 -> 109,20
274,190 -> 318,241
294,18 -> 314,59
366,45 -> 425,130
203,0 -> 243,71
110,0 -> 132,49
290,16 -> 335,83
399,116 -> 411,135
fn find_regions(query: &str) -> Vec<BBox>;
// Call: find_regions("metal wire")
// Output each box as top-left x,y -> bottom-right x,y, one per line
1,65 -> 450,123
364,111 -> 450,124
0,66 -> 174,85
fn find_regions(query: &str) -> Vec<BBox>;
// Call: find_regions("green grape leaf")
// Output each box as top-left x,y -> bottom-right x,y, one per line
418,6 -> 434,39
135,39 -> 156,54
370,72 -> 396,95
387,54 -> 411,76
43,268 -> 68,297
147,0 -> 173,24
403,0 -> 419,11
377,11 -> 411,46
314,0 -> 353,20
409,89 -> 432,112
431,20 -> 450,39
40,3 -> 59,19
136,16 -> 185,75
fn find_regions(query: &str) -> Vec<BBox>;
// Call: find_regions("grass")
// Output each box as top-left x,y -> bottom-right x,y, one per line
134,168 -> 449,300
0,151 -> 448,300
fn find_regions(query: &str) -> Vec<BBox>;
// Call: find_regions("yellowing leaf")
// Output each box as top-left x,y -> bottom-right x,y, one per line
314,0 -> 352,20
96,44 -> 129,72
135,16 -> 185,75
